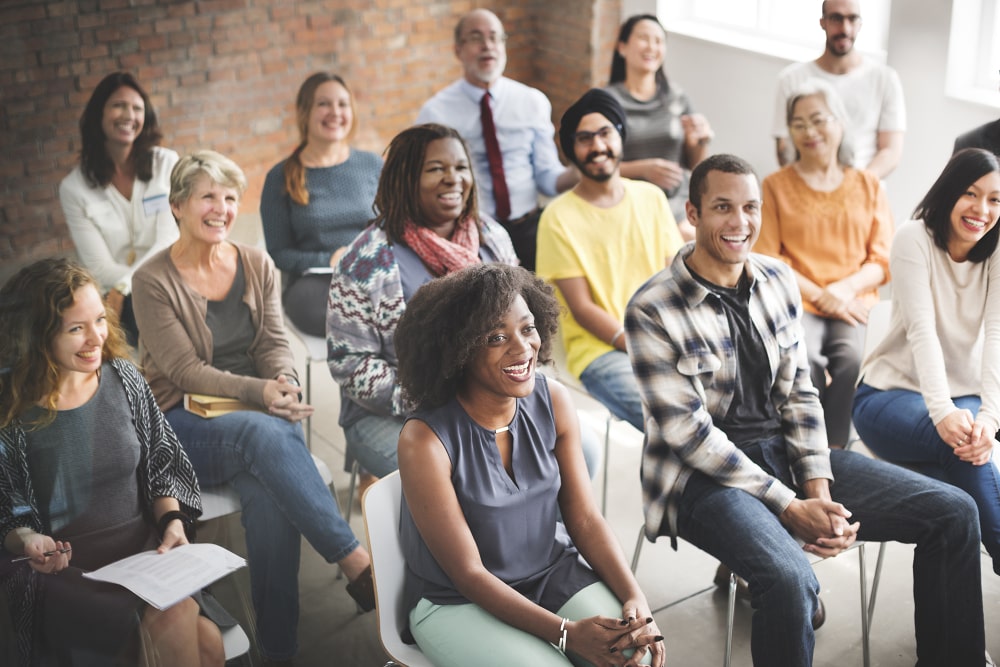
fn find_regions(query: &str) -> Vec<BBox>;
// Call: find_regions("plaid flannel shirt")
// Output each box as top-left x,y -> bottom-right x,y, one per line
625,246 -> 832,541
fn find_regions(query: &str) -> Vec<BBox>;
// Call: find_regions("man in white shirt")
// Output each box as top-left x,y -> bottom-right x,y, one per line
417,8 -> 577,270
772,0 -> 905,178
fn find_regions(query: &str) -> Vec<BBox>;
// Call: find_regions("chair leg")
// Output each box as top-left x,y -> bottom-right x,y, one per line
345,460 -> 360,524
630,525 -> 645,573
304,361 -> 313,451
601,413 -> 612,516
724,572 -> 736,667
868,542 -> 886,633
858,543 -> 871,667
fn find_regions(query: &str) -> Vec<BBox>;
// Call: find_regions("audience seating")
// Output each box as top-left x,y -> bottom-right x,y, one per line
284,318 -> 329,451
362,471 -> 435,667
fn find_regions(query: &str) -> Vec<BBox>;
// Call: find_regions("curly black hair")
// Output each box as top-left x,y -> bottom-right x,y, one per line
395,264 -> 560,411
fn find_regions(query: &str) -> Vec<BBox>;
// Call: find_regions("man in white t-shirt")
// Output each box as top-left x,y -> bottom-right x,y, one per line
772,0 -> 905,178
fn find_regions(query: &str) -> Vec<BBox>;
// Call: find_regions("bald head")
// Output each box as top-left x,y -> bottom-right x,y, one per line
453,8 -> 508,88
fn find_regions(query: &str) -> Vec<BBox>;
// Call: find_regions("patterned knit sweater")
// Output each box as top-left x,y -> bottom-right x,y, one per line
326,220 -> 518,426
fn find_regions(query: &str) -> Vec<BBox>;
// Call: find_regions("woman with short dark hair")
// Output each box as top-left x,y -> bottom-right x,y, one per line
394,263 -> 664,667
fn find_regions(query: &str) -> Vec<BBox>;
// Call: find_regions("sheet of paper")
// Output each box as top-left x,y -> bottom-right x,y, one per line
83,543 -> 246,610
302,266 -> 334,275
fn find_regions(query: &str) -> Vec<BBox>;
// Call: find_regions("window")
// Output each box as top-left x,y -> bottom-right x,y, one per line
658,0 -> 891,63
947,0 -> 1000,107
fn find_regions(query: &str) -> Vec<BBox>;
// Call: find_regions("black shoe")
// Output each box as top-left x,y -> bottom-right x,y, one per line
812,597 -> 826,630
346,565 -> 376,612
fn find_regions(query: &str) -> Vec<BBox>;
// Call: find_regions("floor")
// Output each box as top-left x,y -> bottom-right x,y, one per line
205,331 -> 1000,667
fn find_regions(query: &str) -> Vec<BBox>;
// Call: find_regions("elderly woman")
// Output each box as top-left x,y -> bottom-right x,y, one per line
59,71 -> 180,345
394,264 -> 664,667
131,150 -> 373,663
261,72 -> 382,337
0,258 -> 222,666
605,14 -> 712,234
327,123 -> 518,480
854,148 -> 1000,575
756,78 -> 893,450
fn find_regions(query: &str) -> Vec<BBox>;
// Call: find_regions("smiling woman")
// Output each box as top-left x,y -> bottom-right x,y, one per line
327,123 -> 518,483
130,150 -> 377,661
58,72 -> 180,346
391,264 -> 665,667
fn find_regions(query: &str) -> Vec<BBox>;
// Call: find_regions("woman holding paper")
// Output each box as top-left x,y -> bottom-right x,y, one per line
131,150 -> 374,663
59,71 -> 180,345
0,257 -> 223,666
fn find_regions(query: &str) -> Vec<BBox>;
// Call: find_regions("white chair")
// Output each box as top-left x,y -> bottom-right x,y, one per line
221,623 -> 252,663
362,471 -> 435,667
284,318 -> 329,451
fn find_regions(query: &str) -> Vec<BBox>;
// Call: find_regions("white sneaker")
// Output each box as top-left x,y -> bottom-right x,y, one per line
987,649 -> 995,667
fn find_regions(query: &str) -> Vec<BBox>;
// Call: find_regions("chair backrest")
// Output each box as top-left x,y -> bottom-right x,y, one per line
362,471 -> 433,667
863,300 -> 893,359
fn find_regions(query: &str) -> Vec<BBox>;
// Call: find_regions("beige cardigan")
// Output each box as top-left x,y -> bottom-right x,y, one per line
132,242 -> 298,412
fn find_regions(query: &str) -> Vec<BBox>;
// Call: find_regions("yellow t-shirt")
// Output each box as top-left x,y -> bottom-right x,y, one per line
537,179 -> 683,378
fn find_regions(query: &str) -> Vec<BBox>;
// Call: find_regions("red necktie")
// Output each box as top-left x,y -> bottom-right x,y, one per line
480,92 -> 511,222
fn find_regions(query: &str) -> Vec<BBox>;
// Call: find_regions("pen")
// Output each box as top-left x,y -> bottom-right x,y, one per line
11,547 -> 72,563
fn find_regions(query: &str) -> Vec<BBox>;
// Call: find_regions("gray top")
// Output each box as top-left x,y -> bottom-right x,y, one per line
206,255 -> 257,378
25,364 -> 152,570
605,81 -> 695,220
260,149 -> 382,276
399,375 -> 598,622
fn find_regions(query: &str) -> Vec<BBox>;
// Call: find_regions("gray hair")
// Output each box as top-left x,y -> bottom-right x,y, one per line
785,78 -> 855,167
168,149 -> 248,209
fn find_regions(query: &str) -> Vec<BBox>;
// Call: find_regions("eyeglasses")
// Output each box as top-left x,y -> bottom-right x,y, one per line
823,13 -> 862,25
460,31 -> 508,47
573,125 -> 620,146
789,115 -> 836,134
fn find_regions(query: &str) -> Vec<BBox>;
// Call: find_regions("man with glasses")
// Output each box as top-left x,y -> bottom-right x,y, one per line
536,89 -> 683,432
417,8 -> 577,271
772,0 -> 906,178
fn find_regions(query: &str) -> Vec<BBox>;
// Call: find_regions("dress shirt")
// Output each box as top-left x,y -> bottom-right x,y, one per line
418,77 -> 564,220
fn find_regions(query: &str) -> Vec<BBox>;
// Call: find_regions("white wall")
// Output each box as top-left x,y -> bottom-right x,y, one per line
622,0 -> 999,224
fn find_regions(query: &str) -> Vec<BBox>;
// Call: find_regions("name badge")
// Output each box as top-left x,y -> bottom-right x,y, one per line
143,193 -> 170,217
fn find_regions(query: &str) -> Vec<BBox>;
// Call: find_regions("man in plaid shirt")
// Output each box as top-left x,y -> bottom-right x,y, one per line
625,153 -> 986,666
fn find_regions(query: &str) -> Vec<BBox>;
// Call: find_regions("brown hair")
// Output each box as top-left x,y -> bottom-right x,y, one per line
0,258 -> 130,428
283,72 -> 356,206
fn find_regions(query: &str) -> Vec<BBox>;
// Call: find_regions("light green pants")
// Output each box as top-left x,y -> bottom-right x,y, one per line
409,582 -> 653,667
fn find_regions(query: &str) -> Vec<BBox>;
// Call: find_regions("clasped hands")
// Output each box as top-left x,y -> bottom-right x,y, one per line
263,374 -> 314,423
812,280 -> 868,326
936,409 -> 995,466
780,496 -> 860,558
567,605 -> 665,667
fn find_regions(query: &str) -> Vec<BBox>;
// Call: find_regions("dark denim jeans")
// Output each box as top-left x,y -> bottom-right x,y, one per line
854,383 -> 1000,575
675,437 -> 984,667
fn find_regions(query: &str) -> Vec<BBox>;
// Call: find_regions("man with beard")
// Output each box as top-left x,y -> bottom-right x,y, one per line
772,0 -> 905,178
417,8 -> 577,271
536,89 -> 683,432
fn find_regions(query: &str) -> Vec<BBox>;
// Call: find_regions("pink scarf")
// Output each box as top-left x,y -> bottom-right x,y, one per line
401,216 -> 482,277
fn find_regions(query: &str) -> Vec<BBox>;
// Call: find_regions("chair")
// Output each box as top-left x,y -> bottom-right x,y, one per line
221,623 -> 252,663
284,318 -> 330,451
629,526 -> 877,667
362,471 -> 435,667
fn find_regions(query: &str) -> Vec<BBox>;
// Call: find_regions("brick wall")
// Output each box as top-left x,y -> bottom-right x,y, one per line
0,0 -> 620,280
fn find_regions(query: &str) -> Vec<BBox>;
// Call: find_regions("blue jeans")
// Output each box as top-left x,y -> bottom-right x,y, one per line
674,438 -> 984,667
853,383 -> 1000,574
579,350 -> 644,432
344,409 -> 604,480
166,407 -> 360,660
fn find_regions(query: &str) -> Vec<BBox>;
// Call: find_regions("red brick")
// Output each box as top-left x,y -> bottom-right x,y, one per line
77,11 -> 107,28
